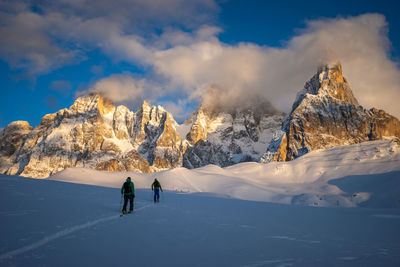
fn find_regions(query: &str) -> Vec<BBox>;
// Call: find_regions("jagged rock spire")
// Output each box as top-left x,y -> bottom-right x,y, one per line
291,62 -> 358,113
264,62 -> 400,162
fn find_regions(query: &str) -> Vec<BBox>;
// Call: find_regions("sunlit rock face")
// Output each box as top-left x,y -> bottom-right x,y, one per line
95,151 -> 151,173
182,103 -> 285,168
0,121 -> 33,174
263,62 -> 400,162
0,94 -> 181,178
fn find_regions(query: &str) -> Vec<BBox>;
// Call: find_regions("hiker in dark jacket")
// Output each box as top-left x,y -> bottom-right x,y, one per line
151,178 -> 163,203
121,177 -> 135,214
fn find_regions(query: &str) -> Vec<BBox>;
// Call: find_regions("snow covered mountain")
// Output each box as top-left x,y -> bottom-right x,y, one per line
1,62 -> 399,178
182,102 -> 284,168
263,62 -> 400,162
0,93 -> 283,178
0,94 -> 182,178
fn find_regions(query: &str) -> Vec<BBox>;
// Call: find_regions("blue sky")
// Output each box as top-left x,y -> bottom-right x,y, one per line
1,0 -> 399,127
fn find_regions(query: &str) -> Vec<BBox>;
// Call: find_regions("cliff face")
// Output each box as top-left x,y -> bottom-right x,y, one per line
182,104 -> 285,168
263,63 -> 400,162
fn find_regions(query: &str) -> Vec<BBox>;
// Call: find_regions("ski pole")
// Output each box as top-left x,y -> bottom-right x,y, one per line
119,194 -> 123,212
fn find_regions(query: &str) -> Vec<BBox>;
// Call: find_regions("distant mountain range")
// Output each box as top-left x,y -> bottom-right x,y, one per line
1,62 -> 399,178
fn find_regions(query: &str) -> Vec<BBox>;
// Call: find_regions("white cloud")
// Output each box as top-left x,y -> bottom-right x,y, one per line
286,14 -> 400,117
0,2 -> 399,119
0,11 -> 79,74
0,0 -> 218,74
81,74 -> 162,109
80,13 -> 400,119
148,14 -> 400,118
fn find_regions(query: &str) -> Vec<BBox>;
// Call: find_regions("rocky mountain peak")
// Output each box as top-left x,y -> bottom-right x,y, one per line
264,63 -> 400,162
0,93 -> 186,177
182,98 -> 285,168
141,100 -> 150,111
69,93 -> 115,116
0,121 -> 32,158
3,121 -> 32,131
185,106 -> 209,146
301,61 -> 359,106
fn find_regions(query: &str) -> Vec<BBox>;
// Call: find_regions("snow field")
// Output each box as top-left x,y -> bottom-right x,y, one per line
1,139 -> 400,266
51,140 -> 400,208
1,175 -> 400,266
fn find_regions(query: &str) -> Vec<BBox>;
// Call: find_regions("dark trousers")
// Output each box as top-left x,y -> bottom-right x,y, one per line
154,189 -> 160,202
123,195 -> 134,211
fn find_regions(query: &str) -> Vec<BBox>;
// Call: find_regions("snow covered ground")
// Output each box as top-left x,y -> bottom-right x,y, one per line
1,174 -> 400,266
1,140 -> 400,266
50,140 -> 400,208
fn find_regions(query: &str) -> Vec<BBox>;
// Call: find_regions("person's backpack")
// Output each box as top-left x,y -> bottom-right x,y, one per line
123,182 -> 132,194
154,180 -> 160,188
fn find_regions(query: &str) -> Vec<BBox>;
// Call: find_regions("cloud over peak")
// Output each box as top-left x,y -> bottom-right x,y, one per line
149,13 -> 400,118
81,74 -> 161,109
82,14 -> 400,120
0,1 -> 399,119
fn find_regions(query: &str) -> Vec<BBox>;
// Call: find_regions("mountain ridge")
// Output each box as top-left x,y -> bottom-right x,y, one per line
262,62 -> 400,162
1,62 -> 400,178
0,92 -> 285,177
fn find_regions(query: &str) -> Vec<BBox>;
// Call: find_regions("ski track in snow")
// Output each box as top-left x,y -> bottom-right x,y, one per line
371,214 -> 400,219
0,210 -> 38,216
267,235 -> 321,244
0,204 -> 153,260
243,258 -> 295,267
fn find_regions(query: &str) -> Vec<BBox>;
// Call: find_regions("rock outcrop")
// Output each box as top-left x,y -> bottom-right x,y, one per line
263,62 -> 400,162
0,121 -> 33,173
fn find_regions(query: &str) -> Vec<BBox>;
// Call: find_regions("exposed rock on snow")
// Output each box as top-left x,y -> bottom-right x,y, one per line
263,62 -> 400,162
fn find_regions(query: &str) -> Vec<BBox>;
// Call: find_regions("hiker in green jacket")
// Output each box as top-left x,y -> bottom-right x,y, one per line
121,177 -> 135,214
152,178 -> 163,203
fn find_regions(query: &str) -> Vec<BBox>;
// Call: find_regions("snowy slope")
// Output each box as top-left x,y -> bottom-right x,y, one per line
1,174 -> 400,266
1,139 -> 400,266
50,139 -> 400,208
